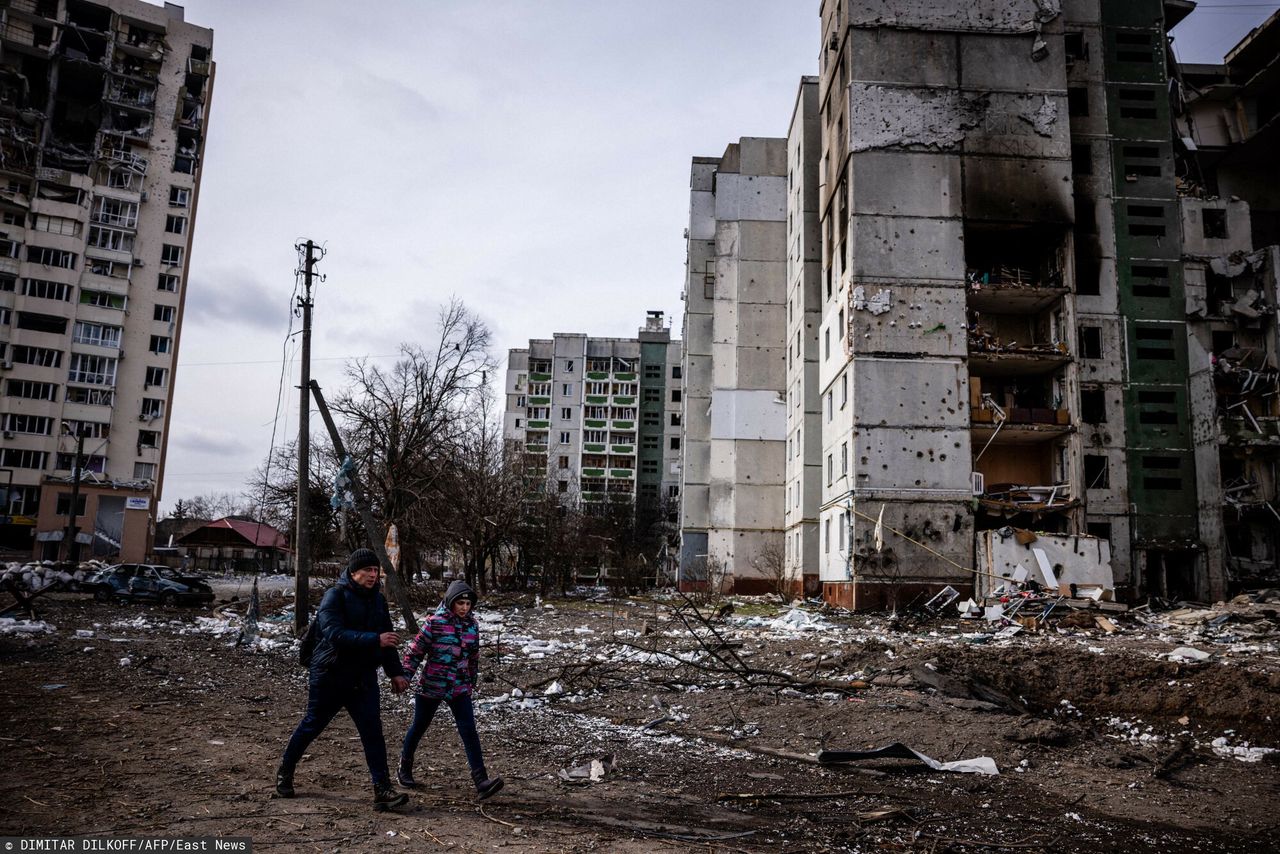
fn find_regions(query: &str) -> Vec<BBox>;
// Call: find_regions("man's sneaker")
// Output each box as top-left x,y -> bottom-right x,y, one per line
373,784 -> 409,812
396,758 -> 418,788
275,764 -> 295,799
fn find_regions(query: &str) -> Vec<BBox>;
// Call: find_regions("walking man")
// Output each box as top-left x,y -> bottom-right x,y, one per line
276,548 -> 411,811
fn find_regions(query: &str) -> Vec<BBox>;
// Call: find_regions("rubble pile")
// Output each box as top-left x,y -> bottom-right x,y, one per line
1,560 -> 109,593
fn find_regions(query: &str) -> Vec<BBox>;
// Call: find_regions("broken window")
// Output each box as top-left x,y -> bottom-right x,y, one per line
91,197 -> 138,228
87,225 -> 134,252
140,398 -> 165,420
80,290 -> 126,310
22,279 -> 72,301
1074,197 -> 1097,233
672,389 -> 682,403
558,455 -> 569,469
16,311 -> 68,335
1086,522 -> 1112,542
1078,326 -> 1103,359
1064,32 -> 1087,63
0,414 -> 53,436
169,186 -> 190,208
1080,387 -> 1106,424
67,353 -> 117,386
138,430 -> 160,449
1202,208 -> 1228,240
670,437 -> 681,450
72,320 -> 120,348
1067,87 -> 1089,117
154,305 -> 175,323
26,246 -> 76,269
165,215 -> 187,235
1071,143 -> 1092,175
149,335 -> 171,355
1084,454 -> 1109,489
1211,330 -> 1235,355
11,345 -> 62,368
161,244 -> 184,266
672,365 -> 682,379
144,366 -> 168,388
0,448 -> 49,470
670,413 -> 681,427
66,387 -> 113,406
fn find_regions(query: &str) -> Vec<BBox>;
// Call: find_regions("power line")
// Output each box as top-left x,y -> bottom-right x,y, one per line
178,353 -> 401,368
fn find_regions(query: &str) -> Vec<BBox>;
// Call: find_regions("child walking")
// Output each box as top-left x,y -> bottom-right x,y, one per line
398,579 -> 504,799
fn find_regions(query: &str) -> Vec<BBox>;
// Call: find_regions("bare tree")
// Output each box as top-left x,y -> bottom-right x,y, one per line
176,491 -> 247,521
331,299 -> 496,587
245,438 -> 344,566
750,539 -> 790,602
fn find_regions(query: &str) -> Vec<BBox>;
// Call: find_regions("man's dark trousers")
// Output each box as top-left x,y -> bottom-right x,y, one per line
282,675 -> 390,787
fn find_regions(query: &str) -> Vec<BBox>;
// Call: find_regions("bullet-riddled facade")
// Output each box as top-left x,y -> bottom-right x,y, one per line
679,139 -> 788,593
0,0 -> 213,561
801,0 -> 1226,608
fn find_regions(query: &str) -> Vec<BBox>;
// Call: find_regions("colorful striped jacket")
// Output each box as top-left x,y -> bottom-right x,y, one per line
401,586 -> 479,699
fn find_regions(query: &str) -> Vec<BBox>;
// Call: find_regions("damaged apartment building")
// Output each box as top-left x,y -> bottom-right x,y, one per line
679,0 -> 1280,605
1178,10 -> 1280,592
678,139 -> 789,593
0,0 -> 212,560
503,313 -> 683,543
798,0 -> 1226,607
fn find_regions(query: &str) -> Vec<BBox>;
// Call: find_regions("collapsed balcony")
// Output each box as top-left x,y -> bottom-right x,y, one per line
1214,346 -> 1280,442
967,309 -> 1071,376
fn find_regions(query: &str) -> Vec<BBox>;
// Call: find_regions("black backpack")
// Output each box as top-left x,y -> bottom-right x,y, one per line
298,616 -> 322,667
298,585 -> 340,667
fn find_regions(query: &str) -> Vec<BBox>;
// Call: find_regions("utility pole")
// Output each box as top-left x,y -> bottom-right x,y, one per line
62,423 -> 85,565
294,240 -> 320,637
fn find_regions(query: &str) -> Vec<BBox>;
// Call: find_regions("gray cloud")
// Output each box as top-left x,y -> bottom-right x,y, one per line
184,268 -> 291,332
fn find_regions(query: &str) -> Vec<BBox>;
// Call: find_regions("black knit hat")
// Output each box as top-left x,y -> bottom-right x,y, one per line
346,548 -> 380,574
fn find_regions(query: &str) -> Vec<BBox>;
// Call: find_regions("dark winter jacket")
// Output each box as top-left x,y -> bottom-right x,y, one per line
401,580 -> 479,700
309,569 -> 404,686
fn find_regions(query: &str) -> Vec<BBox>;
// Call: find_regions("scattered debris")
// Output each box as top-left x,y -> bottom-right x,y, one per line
818,743 -> 999,776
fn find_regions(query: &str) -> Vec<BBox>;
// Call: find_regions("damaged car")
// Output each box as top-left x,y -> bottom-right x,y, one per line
88,564 -> 215,607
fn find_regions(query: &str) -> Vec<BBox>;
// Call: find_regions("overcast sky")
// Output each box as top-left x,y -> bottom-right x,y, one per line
160,0 -> 1280,513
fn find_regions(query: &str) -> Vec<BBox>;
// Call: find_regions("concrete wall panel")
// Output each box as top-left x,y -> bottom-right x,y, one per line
853,428 -> 972,490
714,174 -> 787,222
848,283 -> 968,357
847,0 -> 1062,34
851,151 -> 961,218
710,390 -> 787,442
961,156 -> 1074,223
849,29 -> 958,87
851,358 -> 968,427
849,215 -> 965,280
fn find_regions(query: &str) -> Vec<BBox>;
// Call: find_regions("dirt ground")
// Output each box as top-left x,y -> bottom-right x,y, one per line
1,587 -> 1277,853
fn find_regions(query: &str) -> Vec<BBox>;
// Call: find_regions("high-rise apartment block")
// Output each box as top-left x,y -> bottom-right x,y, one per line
677,1 -> 1280,604
0,0 -> 212,561
504,313 -> 682,522
678,139 -> 789,593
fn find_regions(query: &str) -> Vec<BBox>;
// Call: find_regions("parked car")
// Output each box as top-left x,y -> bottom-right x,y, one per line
89,564 -> 215,607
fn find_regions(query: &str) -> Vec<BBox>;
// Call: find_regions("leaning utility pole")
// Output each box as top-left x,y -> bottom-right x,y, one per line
309,379 -> 419,635
294,240 -> 321,637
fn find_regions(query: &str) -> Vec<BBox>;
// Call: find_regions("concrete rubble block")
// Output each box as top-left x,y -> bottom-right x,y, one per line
850,151 -> 961,219
853,428 -> 973,490
850,215 -> 964,280
961,156 -> 1074,222
850,357 -> 969,428
849,28 -> 959,87
848,282 -> 968,357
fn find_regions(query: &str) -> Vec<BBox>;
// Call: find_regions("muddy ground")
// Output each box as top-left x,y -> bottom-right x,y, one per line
1,588 -> 1277,852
